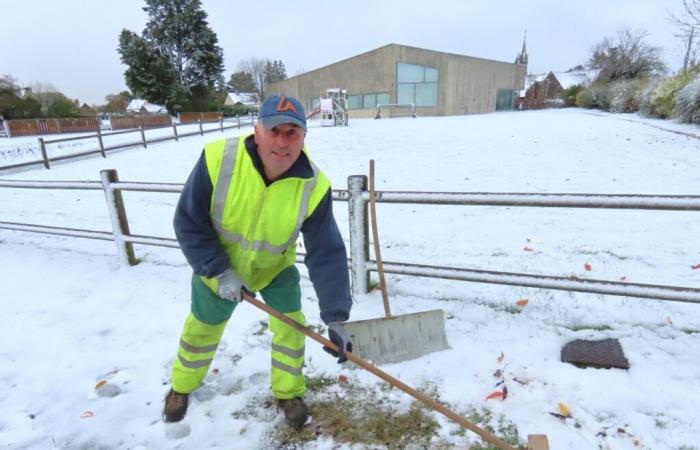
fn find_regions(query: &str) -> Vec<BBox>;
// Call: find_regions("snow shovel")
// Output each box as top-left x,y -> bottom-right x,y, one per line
343,160 -> 449,365
240,291 -> 549,450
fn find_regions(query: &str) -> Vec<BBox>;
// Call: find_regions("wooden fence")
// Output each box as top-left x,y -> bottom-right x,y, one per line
110,115 -> 172,130
6,118 -> 99,137
179,112 -> 222,124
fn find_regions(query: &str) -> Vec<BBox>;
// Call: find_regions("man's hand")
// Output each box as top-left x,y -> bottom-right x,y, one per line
215,269 -> 247,303
323,322 -> 353,363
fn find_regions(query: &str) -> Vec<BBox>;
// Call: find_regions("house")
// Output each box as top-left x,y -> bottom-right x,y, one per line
126,98 -> 167,114
518,69 -> 595,110
224,92 -> 258,107
78,103 -> 96,117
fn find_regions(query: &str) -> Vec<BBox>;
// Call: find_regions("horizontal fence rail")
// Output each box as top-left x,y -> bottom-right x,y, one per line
0,116 -> 256,173
0,172 -> 699,304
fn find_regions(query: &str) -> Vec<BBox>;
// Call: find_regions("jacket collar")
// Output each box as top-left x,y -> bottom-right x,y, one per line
244,134 -> 313,186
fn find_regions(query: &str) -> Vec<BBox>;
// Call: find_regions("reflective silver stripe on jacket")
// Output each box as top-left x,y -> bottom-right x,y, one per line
271,358 -> 303,376
210,138 -> 320,255
271,343 -> 305,359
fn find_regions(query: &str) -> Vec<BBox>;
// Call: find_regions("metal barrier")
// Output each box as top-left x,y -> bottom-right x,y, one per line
0,116 -> 256,172
375,103 -> 416,119
1,172 -> 699,303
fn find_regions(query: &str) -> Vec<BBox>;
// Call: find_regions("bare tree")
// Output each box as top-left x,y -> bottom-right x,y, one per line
238,57 -> 271,100
668,0 -> 700,72
589,27 -> 667,82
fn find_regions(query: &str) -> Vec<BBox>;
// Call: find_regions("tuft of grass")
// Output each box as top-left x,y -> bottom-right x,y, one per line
566,324 -> 613,332
682,328 -> 700,335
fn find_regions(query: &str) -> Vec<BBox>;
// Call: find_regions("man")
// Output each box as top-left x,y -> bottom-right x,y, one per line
164,94 -> 353,429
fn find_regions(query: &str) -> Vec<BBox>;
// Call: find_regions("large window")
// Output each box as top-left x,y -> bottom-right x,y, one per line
397,62 -> 438,107
347,92 -> 390,110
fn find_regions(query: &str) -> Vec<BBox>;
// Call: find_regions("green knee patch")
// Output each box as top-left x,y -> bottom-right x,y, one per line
191,275 -> 237,325
260,265 -> 302,313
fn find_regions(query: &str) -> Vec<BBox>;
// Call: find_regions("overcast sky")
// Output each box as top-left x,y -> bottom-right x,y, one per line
1,0 -> 682,105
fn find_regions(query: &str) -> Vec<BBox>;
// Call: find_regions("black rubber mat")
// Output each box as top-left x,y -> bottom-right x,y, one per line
561,338 -> 629,369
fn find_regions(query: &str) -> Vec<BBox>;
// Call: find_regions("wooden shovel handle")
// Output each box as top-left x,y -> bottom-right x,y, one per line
369,159 -> 392,317
241,291 -> 521,450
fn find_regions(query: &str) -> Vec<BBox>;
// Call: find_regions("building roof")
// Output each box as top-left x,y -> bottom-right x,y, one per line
126,98 -> 166,113
225,92 -> 258,106
525,70 -> 597,91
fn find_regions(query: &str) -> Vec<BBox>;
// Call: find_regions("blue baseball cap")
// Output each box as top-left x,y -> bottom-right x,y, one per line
259,94 -> 306,130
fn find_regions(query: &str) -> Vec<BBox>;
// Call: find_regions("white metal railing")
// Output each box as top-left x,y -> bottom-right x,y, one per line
1,172 -> 700,303
375,103 -> 416,119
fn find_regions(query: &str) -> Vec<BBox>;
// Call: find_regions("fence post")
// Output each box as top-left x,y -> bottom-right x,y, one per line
237,115 -> 241,129
100,169 -> 138,266
348,175 -> 370,297
198,118 -> 203,136
38,138 -> 50,169
139,125 -> 147,148
172,123 -> 179,141
96,126 -> 106,158
219,115 -> 224,132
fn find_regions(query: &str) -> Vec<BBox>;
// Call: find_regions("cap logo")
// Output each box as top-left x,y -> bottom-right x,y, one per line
275,96 -> 297,113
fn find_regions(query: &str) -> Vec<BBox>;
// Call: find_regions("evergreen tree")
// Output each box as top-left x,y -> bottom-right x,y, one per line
264,60 -> 287,85
117,0 -> 224,112
228,71 -> 257,93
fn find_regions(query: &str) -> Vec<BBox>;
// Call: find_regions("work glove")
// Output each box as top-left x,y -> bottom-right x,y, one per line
323,322 -> 353,364
215,269 -> 247,303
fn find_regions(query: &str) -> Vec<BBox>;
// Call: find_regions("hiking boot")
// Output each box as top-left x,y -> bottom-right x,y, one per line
278,397 -> 308,429
163,389 -> 189,422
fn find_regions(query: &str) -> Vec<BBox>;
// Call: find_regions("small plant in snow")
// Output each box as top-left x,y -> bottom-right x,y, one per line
672,74 -> 700,124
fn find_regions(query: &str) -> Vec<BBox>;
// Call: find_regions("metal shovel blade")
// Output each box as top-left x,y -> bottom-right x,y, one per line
344,309 -> 450,365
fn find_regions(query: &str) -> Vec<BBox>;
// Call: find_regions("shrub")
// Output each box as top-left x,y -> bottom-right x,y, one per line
652,70 -> 698,118
673,74 -> 700,124
576,83 -> 611,109
561,84 -> 584,106
636,77 -> 664,117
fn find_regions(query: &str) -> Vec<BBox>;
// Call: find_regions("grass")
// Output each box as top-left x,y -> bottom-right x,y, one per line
565,323 -> 613,332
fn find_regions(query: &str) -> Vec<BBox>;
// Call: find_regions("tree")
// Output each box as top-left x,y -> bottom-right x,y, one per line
100,91 -> 133,113
588,27 -> 667,82
238,57 -> 270,100
668,0 -> 700,72
117,0 -> 225,112
46,94 -> 80,118
264,60 -> 287,85
227,71 -> 257,93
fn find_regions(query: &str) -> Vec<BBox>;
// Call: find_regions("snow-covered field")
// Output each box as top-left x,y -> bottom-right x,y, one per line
0,108 -> 699,449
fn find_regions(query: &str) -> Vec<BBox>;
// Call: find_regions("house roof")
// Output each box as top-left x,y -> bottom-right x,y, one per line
525,70 -> 597,91
126,98 -> 166,113
225,92 -> 258,106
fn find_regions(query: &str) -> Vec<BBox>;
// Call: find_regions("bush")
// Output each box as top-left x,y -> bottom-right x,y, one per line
673,74 -> 700,124
608,78 -> 648,113
576,83 -> 611,109
636,77 -> 663,117
652,70 -> 698,118
560,84 -> 584,106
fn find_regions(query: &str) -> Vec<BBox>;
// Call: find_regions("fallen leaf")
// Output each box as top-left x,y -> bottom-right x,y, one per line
692,263 -> 700,270
620,276 -> 627,281
516,298 -> 529,307
485,389 -> 505,401
558,402 -> 571,418
549,412 -> 568,420
523,246 -> 534,252
95,380 -> 108,390
338,374 -> 348,384
584,263 -> 592,271
212,368 -> 219,375
513,377 -> 528,385
502,386 -> 508,399
493,369 -> 503,378
80,411 -> 94,419
633,438 -> 641,446
665,316 -> 673,325
526,238 -> 531,243
497,352 -> 505,363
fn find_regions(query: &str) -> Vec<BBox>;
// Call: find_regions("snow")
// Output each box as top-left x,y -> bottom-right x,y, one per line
1,108 -> 699,449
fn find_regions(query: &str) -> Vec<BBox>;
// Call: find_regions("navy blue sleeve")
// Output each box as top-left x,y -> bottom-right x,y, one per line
301,189 -> 353,324
173,152 -> 230,277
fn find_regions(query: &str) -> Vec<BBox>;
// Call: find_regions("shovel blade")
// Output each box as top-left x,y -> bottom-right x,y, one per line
344,309 -> 449,365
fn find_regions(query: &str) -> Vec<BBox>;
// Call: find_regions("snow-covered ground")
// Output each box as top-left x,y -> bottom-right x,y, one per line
0,108 -> 699,449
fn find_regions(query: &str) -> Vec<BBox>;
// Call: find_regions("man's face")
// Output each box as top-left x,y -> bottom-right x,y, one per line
254,122 -> 305,181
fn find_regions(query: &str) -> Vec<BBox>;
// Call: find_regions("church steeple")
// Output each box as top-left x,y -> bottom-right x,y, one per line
515,31 -> 528,65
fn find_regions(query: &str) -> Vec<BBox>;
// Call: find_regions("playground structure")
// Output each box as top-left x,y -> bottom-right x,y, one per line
375,103 -> 416,119
307,88 -> 348,127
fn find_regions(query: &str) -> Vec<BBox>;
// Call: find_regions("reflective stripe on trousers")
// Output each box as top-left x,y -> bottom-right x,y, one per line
269,310 -> 306,399
171,312 -> 227,393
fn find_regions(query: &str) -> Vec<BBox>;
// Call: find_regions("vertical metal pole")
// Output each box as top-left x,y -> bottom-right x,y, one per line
348,175 -> 370,297
139,126 -> 147,148
38,138 -> 50,169
172,123 -> 179,141
219,115 -> 224,132
237,115 -> 241,128
198,118 -> 203,136
96,126 -> 106,158
100,169 -> 138,266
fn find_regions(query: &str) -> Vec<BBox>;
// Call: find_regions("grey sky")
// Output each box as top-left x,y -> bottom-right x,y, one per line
1,0 -> 681,105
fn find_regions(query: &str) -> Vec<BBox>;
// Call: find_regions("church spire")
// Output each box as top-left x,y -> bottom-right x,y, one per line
515,31 -> 528,65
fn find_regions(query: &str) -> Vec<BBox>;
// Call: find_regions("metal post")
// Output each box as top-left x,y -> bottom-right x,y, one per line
237,115 -> 241,128
219,115 -> 224,132
172,123 -> 179,141
38,138 -> 50,169
139,126 -> 147,148
348,175 -> 370,297
100,169 -> 138,266
96,126 -> 106,158
198,118 -> 203,136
